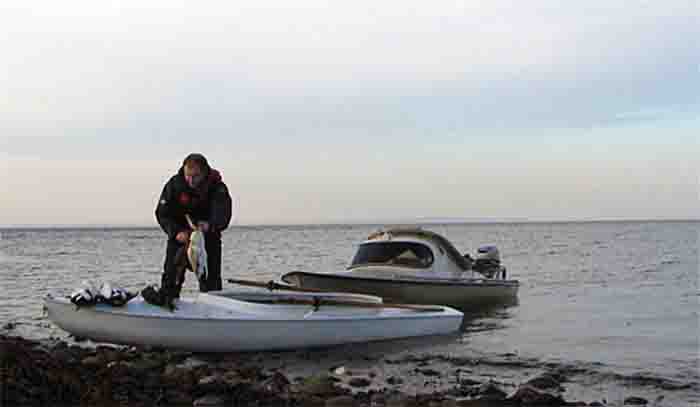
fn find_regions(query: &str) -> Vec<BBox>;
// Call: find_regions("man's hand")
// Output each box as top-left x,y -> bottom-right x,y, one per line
176,231 -> 190,243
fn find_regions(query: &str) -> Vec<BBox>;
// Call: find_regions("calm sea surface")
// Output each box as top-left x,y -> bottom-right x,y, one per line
1,221 -> 698,396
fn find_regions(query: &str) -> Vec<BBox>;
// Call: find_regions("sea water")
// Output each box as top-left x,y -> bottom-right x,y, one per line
1,221 -> 697,403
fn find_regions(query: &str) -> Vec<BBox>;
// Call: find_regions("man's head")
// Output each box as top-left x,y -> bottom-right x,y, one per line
182,153 -> 210,188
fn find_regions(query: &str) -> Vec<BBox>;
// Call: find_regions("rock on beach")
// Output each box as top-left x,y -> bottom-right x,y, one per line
0,334 -> 686,406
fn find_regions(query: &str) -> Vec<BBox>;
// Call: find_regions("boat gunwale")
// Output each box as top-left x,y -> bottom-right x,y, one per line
43,295 -> 462,324
283,270 -> 520,287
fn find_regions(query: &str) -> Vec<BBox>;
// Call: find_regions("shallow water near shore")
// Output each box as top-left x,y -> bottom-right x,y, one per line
1,221 -> 698,405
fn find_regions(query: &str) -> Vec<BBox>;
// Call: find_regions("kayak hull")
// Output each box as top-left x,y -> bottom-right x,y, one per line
44,291 -> 463,352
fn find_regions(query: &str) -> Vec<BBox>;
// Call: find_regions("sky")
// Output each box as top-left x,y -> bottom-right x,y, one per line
1,1 -> 698,226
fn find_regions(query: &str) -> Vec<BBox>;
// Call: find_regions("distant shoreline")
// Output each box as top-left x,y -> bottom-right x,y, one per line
1,218 -> 697,230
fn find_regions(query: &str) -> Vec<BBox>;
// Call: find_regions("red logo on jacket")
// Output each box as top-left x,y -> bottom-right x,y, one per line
179,192 -> 191,206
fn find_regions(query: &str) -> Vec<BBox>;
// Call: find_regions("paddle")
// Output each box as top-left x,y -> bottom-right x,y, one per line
227,277 -> 325,293
226,278 -> 445,312
237,297 -> 445,312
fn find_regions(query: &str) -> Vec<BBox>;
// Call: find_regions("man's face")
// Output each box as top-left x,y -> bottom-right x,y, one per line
184,163 -> 204,188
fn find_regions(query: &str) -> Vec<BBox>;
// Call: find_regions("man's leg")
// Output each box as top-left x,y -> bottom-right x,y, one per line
200,232 -> 222,292
162,238 -> 185,298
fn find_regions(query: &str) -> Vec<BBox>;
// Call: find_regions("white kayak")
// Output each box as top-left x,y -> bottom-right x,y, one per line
44,290 -> 463,352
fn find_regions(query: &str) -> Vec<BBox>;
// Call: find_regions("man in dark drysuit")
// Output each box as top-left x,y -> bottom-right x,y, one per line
151,153 -> 232,306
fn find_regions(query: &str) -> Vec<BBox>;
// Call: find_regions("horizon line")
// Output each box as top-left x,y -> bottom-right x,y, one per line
1,217 -> 698,229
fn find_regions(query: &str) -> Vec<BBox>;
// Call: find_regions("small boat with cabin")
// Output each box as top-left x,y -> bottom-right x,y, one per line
281,227 -> 519,309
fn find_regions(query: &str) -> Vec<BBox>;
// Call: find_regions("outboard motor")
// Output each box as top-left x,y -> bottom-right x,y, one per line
473,245 -> 503,278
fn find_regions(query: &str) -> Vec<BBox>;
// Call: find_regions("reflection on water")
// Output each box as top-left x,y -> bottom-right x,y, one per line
459,303 -> 518,334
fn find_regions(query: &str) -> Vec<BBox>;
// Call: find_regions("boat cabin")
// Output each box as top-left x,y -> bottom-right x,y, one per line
347,228 -> 482,278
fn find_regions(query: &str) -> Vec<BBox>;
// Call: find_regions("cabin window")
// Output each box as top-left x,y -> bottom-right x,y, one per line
350,242 -> 434,268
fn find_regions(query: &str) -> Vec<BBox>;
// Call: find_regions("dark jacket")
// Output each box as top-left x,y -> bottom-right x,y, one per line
155,165 -> 233,240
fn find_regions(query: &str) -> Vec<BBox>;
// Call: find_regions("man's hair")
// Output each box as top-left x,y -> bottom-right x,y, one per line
183,153 -> 210,172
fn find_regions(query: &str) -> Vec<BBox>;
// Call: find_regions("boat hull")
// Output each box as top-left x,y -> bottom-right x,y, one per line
282,271 -> 519,309
44,292 -> 463,352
